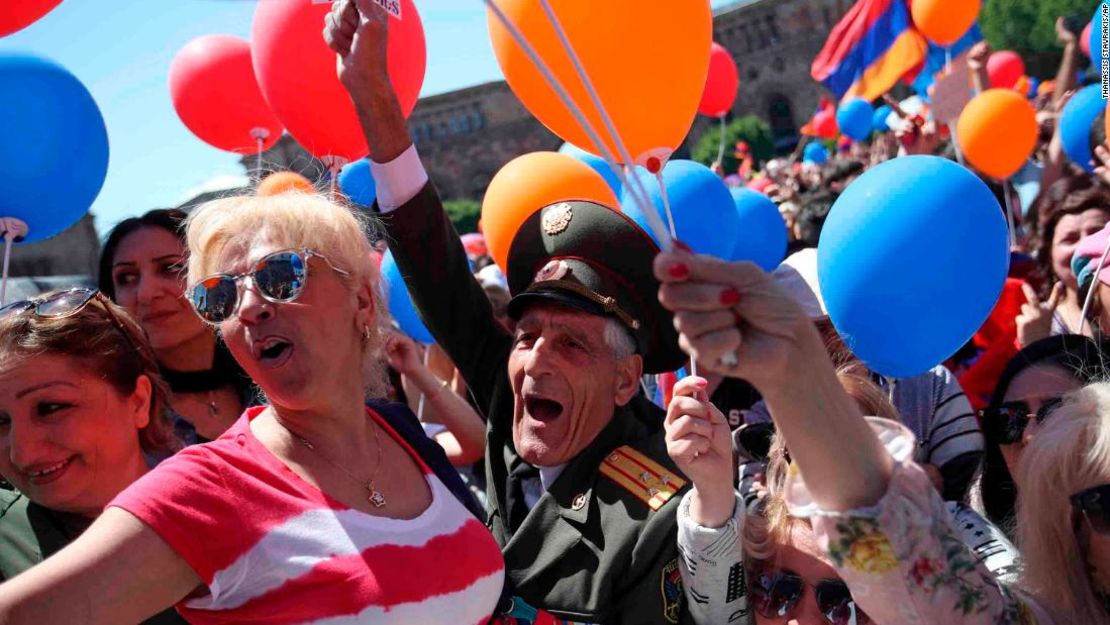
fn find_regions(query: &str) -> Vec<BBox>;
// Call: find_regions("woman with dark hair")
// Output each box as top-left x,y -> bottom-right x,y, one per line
977,334 -> 1109,533
99,210 -> 255,442
1028,174 -> 1110,335
0,289 -> 186,624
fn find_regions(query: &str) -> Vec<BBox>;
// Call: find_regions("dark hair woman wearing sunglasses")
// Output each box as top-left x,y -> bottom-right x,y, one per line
0,289 -> 186,625
976,334 -> 1109,535
653,249 -> 1080,624
0,193 -> 505,624
99,209 -> 257,443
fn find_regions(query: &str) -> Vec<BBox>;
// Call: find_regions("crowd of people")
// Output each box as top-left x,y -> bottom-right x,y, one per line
0,1 -> 1108,624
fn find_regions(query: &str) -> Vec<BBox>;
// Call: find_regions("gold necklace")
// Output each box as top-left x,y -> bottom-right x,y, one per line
278,418 -> 387,508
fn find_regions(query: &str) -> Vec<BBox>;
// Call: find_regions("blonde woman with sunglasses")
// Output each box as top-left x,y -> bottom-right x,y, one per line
0,193 -> 505,624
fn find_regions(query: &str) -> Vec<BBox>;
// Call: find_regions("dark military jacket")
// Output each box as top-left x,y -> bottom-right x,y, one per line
382,183 -> 694,625
0,489 -> 188,625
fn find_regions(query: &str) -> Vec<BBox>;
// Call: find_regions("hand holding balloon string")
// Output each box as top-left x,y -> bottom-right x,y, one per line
664,376 -> 734,528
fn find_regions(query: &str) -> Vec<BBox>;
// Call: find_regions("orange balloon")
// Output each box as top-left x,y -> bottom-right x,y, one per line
957,89 -> 1038,180
482,152 -> 619,270
257,171 -> 315,196
911,0 -> 980,46
488,0 -> 712,171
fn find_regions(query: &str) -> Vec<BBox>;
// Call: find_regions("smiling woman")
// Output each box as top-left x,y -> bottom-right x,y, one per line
0,289 -> 186,625
0,191 -> 504,625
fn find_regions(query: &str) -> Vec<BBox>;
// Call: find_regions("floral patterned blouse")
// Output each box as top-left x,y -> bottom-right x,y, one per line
784,419 -> 1056,625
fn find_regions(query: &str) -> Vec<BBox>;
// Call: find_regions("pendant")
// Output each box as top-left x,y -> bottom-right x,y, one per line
367,485 -> 387,508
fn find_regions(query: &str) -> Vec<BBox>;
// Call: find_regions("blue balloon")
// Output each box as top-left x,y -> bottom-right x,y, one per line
0,53 -> 108,244
1090,4 -> 1108,67
727,189 -> 787,271
620,160 -> 738,260
803,143 -> 829,165
558,143 -> 622,197
872,105 -> 893,133
381,250 -> 434,344
836,98 -> 874,141
338,158 -> 376,207
1059,84 -> 1107,173
817,156 -> 1008,378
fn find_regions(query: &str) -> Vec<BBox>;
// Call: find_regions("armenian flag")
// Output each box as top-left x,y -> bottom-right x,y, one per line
811,0 -> 928,101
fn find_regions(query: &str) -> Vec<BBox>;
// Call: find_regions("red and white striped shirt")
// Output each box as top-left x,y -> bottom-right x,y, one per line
111,407 -> 504,625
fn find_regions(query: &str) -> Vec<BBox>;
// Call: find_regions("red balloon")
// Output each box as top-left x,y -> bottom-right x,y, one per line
1082,22 -> 1093,59
698,42 -> 739,118
252,0 -> 426,163
169,35 -> 283,154
814,110 -> 838,139
0,0 -> 61,37
987,51 -> 1025,90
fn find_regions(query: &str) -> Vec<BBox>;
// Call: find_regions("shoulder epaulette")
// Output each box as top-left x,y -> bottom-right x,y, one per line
600,446 -> 686,511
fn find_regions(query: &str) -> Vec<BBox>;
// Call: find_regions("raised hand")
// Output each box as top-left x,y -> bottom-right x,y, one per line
654,248 -> 816,391
665,376 -> 735,527
1017,282 -> 1065,347
323,0 -> 390,91
384,331 -> 424,377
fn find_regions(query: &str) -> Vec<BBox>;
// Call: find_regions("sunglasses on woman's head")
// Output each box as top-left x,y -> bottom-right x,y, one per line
187,248 -> 349,323
0,288 -> 139,351
1072,484 -> 1110,535
750,566 -> 870,625
980,397 -> 1064,445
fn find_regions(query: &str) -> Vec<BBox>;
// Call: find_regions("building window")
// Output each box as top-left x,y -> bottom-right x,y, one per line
767,94 -> 797,151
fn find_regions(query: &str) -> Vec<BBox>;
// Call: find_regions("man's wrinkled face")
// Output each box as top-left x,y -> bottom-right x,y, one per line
508,304 -> 641,467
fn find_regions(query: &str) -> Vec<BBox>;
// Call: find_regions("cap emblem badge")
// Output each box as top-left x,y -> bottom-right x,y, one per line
534,259 -> 570,283
542,203 -> 574,235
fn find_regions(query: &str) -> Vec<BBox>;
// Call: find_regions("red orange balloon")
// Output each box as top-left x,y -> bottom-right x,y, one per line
987,51 -> 1025,90
482,152 -> 619,270
957,89 -> 1038,180
698,43 -> 740,118
252,0 -> 426,162
489,0 -> 712,169
258,171 -> 315,196
911,0 -> 980,47
0,0 -> 61,37
169,35 -> 283,154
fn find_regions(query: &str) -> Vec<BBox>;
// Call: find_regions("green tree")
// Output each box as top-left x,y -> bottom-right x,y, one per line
691,115 -> 774,176
980,0 -> 1093,77
444,198 -> 481,234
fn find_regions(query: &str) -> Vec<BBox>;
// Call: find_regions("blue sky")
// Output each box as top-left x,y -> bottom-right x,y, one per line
3,0 -> 735,235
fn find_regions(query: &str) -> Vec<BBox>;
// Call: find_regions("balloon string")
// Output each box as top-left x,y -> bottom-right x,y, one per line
256,137 -> 265,184
0,235 -> 13,307
416,346 -> 431,421
654,171 -> 694,378
482,0 -> 669,248
1080,225 -> 1110,338
1003,178 -> 1018,249
716,116 -> 727,168
945,47 -> 952,75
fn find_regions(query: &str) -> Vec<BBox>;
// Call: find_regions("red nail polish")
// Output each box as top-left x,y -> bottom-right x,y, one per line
668,263 -> 689,279
720,288 -> 741,305
673,239 -> 694,254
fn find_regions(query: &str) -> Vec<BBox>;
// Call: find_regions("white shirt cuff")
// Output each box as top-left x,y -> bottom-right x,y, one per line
371,144 -> 428,213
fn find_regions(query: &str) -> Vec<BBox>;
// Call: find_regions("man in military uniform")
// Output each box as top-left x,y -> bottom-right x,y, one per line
324,2 -> 707,622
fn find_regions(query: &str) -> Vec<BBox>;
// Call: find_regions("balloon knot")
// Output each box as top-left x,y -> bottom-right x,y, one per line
646,157 -> 662,174
0,218 -> 29,243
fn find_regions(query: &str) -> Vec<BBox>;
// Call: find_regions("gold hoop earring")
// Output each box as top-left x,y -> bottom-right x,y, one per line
363,325 -> 372,340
